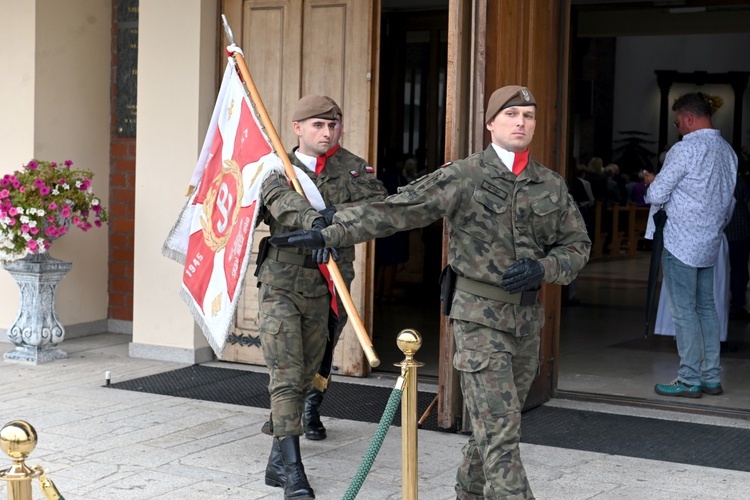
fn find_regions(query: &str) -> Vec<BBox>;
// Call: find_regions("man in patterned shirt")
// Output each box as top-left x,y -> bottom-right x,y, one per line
645,92 -> 738,398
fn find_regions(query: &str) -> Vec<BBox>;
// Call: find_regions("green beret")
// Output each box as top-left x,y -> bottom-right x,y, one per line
485,85 -> 536,123
292,95 -> 339,122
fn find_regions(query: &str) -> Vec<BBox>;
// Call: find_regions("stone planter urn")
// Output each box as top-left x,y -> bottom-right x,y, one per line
2,252 -> 72,364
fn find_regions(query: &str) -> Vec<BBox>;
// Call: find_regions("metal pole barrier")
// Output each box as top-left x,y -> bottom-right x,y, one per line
0,421 -> 64,500
395,329 -> 424,500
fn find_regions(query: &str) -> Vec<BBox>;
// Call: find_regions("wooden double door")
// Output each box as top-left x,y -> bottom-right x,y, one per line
220,0 -> 569,430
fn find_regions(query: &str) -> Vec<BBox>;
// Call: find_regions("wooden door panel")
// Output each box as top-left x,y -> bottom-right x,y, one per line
221,0 -> 375,376
484,0 -> 567,410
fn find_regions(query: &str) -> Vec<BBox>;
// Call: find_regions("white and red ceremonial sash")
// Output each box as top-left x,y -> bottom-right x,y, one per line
163,60 -> 283,355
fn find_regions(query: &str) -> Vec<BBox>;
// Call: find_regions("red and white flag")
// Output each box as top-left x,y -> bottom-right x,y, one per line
163,59 -> 283,355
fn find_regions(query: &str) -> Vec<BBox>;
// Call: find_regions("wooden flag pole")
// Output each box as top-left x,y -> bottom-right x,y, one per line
222,22 -> 379,368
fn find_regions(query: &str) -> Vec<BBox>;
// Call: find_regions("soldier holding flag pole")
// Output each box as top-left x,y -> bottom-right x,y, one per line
163,17 -> 386,499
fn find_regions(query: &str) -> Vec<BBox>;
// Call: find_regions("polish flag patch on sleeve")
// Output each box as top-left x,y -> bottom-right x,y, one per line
365,165 -> 375,173
350,170 -> 360,177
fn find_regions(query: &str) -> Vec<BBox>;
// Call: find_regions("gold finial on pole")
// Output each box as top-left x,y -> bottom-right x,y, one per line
0,421 -> 63,500
395,329 -> 424,500
0,421 -> 39,500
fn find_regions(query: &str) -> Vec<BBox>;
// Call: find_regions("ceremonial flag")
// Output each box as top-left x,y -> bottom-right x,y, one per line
163,59 -> 283,356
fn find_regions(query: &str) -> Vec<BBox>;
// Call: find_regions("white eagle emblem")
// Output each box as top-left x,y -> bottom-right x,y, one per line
521,89 -> 531,102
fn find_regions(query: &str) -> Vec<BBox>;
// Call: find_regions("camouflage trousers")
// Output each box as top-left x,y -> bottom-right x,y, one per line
258,283 -> 330,437
452,319 -> 541,500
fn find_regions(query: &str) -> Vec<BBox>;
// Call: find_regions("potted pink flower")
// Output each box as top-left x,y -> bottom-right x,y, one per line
0,159 -> 108,262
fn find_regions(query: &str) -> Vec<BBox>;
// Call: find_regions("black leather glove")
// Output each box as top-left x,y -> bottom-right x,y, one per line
501,258 -> 545,294
318,206 -> 336,226
312,247 -> 339,264
269,230 -> 326,249
312,217 -> 328,231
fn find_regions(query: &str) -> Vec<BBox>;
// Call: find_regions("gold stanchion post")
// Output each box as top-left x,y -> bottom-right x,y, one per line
0,421 -> 63,500
395,329 -> 424,500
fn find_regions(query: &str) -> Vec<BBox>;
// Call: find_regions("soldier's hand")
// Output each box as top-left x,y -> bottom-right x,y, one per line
501,258 -> 544,294
318,206 -> 337,226
312,247 -> 339,264
312,217 -> 329,231
269,230 -> 326,249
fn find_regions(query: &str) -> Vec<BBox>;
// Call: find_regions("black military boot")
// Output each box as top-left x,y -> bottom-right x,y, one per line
278,436 -> 315,499
303,388 -> 326,440
264,437 -> 285,488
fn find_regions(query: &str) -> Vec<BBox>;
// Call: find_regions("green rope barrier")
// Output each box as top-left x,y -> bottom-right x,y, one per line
342,380 -> 405,500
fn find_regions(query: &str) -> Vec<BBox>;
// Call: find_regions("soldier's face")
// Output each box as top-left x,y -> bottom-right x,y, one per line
486,105 -> 536,152
330,119 -> 343,148
294,118 -> 337,156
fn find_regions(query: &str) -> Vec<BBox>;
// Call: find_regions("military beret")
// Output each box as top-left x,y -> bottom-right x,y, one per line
292,95 -> 339,122
485,85 -> 536,123
323,96 -> 343,119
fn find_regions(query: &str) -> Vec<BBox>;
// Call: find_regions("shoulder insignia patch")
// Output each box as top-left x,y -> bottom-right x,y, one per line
350,170 -> 360,178
441,161 -> 453,168
365,165 -> 375,173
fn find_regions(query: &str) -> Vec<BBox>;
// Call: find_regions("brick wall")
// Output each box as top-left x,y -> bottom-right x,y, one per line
109,0 -> 135,321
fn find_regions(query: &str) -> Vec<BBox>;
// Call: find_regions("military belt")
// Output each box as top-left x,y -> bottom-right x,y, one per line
454,275 -> 539,306
267,247 -> 318,269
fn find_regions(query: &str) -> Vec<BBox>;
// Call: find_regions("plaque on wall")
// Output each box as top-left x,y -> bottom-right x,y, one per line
117,0 -> 138,137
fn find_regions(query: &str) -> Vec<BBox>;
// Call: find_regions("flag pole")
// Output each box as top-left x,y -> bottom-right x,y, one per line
222,17 -> 380,368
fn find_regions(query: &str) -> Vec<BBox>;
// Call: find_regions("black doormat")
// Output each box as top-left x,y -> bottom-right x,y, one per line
109,365 -> 750,472
108,365 -> 443,431
521,406 -> 750,472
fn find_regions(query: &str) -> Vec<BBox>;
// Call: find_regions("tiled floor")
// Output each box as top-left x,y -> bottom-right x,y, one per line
560,253 -> 750,413
371,251 -> 750,414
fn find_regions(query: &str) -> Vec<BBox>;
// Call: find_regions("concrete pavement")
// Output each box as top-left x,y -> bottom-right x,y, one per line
2,333 -> 749,499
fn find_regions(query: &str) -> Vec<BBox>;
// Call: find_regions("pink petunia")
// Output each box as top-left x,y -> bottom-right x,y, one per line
8,207 -> 17,216
64,160 -> 73,167
94,220 -> 102,227
34,178 -> 44,188
48,202 -> 57,211
29,227 -> 38,235
11,180 -> 20,189
58,226 -> 68,236
45,226 -> 58,238
61,206 -> 71,217
0,189 -> 8,198
39,186 -> 50,195
51,162 -> 58,168
0,178 -> 8,187
21,224 -> 29,233
19,186 -> 25,193
27,160 -> 38,170
27,240 -> 38,252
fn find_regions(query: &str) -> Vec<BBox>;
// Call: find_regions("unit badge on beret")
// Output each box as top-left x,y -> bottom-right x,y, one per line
521,89 -> 531,101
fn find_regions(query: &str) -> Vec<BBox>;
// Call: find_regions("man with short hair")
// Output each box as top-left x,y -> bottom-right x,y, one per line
287,96 -> 388,443
258,95 -> 386,498
645,92 -> 738,398
271,85 -> 591,499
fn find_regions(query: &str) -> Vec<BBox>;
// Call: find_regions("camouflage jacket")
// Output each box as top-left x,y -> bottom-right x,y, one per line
323,145 -> 591,335
258,146 -> 387,296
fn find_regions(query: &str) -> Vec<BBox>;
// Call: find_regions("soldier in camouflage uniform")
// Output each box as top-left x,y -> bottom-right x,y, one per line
270,86 -> 591,499
293,97 -> 388,443
259,95 -> 387,499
